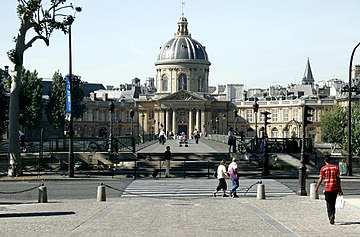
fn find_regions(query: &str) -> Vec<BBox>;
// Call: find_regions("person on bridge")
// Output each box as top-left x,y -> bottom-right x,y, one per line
163,146 -> 172,178
228,157 -> 239,198
227,127 -> 236,153
314,155 -> 343,225
158,129 -> 166,145
213,159 -> 230,197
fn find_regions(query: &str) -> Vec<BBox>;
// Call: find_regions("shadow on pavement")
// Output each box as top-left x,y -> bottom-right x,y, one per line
0,211 -> 76,218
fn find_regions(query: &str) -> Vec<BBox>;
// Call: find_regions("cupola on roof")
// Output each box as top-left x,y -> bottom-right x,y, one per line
156,14 -> 210,65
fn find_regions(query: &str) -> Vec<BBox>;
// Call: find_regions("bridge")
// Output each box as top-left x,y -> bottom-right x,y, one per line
0,135 -> 320,177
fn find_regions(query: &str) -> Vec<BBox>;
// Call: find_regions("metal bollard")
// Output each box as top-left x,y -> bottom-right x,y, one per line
97,183 -> 106,202
257,183 -> 266,200
38,183 -> 48,203
310,182 -> 319,199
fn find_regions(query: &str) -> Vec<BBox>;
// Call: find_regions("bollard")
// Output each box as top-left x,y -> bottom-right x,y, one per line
97,183 -> 106,202
257,183 -> 266,200
38,184 -> 48,203
310,182 -> 319,199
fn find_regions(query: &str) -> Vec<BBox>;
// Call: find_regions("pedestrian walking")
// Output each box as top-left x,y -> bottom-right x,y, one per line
163,145 -> 172,178
228,157 -> 239,198
213,159 -> 230,197
227,127 -> 236,153
158,129 -> 166,145
315,154 -> 343,225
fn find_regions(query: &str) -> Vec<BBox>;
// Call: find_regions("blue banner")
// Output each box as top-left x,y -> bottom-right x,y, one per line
65,75 -> 71,121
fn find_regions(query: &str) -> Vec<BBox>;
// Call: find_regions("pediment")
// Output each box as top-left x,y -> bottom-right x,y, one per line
159,90 -> 208,102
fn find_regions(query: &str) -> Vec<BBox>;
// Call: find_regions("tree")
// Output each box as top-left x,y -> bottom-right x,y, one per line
46,71 -> 86,132
19,69 -> 42,129
7,0 -> 79,176
320,105 -> 346,146
344,103 -> 360,156
46,71 -> 66,129
321,103 -> 360,156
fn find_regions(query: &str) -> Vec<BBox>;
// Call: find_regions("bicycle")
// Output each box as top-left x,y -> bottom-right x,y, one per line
237,140 -> 251,154
87,139 -> 109,153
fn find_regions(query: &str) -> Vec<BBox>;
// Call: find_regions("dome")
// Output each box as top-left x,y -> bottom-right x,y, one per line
156,15 -> 210,65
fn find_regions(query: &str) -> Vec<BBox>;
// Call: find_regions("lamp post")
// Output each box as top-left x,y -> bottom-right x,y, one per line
222,114 -> 227,134
109,101 -> 114,152
253,100 -> 259,149
141,113 -> 145,143
66,7 -> 81,178
346,42 -> 360,176
130,109 -> 135,153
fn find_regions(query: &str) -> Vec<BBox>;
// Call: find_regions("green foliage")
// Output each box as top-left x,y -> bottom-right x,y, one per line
71,75 -> 86,119
321,105 -> 346,146
19,69 -> 43,127
343,103 -> 360,156
46,72 -> 86,129
46,71 -> 66,128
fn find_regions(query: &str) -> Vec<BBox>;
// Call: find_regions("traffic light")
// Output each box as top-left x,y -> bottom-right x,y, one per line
303,105 -> 313,126
261,111 -> 271,127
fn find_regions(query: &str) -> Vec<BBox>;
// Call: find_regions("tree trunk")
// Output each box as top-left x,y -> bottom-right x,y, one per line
8,65 -> 22,176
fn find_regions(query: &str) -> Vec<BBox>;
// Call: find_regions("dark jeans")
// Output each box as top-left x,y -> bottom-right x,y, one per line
324,190 -> 338,219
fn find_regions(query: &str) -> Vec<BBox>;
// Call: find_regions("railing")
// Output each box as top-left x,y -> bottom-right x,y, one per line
206,134 -> 313,154
0,135 -> 157,156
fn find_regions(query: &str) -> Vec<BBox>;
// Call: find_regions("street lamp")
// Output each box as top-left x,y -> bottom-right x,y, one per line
346,42 -> 360,176
67,6 -> 81,178
141,113 -> 145,143
129,109 -> 135,153
109,101 -> 114,152
253,100 -> 259,149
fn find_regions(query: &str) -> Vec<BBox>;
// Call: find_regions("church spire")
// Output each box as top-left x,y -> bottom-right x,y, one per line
302,57 -> 315,85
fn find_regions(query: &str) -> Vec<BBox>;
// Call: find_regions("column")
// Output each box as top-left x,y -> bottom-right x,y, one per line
165,110 -> 170,135
172,109 -> 176,134
195,109 -> 200,131
188,109 -> 193,136
201,109 -> 206,133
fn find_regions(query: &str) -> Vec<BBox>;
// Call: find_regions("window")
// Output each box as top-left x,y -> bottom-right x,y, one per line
292,108 -> 298,121
271,109 -> 278,122
178,73 -> 187,90
283,109 -> 289,122
198,76 -> 205,92
162,75 -> 168,91
246,109 -> 253,122
271,127 -> 279,138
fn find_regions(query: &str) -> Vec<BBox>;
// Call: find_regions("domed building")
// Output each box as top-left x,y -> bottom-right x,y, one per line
137,14 -> 235,137
155,15 -> 210,93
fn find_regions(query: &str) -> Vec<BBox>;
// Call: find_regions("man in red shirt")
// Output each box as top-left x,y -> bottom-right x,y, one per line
315,155 -> 343,225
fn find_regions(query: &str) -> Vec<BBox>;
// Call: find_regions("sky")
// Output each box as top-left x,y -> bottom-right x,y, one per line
1,0 -> 360,89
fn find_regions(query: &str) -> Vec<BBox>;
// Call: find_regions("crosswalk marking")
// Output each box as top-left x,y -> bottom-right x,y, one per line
121,178 -> 295,198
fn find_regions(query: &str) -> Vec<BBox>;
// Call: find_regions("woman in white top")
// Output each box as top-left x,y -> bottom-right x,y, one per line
213,159 -> 230,197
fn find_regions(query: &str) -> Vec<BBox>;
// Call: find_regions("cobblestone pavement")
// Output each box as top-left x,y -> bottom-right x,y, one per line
0,178 -> 359,237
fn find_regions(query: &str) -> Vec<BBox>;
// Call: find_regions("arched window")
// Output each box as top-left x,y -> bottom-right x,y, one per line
161,75 -> 168,91
197,76 -> 205,92
178,74 -> 187,90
